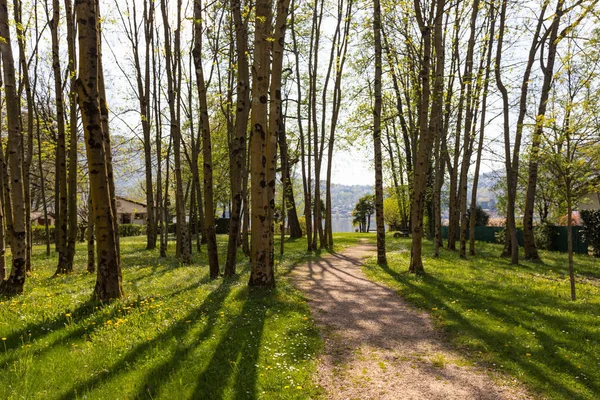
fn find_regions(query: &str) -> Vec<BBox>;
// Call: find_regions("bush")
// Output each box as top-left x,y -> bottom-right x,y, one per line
581,209 -> 600,257
495,228 -> 505,245
466,204 -> 490,226
31,225 -> 55,245
119,224 -> 145,237
534,222 -> 554,251
298,216 -> 306,235
215,218 -> 230,234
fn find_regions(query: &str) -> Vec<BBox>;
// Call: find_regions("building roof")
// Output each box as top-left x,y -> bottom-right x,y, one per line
30,211 -> 55,220
116,196 -> 147,207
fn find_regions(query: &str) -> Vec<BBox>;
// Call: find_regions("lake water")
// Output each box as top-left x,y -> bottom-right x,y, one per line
330,216 -> 356,232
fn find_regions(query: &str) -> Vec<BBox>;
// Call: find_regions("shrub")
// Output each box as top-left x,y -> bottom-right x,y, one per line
31,225 -> 55,245
466,204 -> 490,226
298,216 -> 306,235
119,224 -> 145,237
215,218 -> 229,234
581,209 -> 600,257
534,222 -> 554,251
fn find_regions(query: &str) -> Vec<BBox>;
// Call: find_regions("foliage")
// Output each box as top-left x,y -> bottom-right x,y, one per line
119,224 -> 146,237
297,216 -> 307,235
383,196 -> 401,229
581,210 -> 600,257
533,222 -> 555,251
31,225 -> 56,245
465,204 -> 490,226
557,212 -> 582,227
364,236 -> 600,400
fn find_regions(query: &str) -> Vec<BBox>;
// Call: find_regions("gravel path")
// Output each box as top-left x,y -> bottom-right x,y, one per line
290,242 -> 531,400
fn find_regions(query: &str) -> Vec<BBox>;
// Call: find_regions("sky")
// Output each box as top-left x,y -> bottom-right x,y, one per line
330,149 -> 375,186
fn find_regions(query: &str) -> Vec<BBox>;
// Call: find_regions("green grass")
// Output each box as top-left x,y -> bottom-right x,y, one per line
0,233 -> 366,400
364,235 -> 600,400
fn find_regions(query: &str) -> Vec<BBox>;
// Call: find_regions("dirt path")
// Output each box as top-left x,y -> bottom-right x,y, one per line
290,242 -> 530,400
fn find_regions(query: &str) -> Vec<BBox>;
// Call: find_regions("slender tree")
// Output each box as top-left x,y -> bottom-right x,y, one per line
373,0 -> 386,265
193,0 -> 219,278
76,0 -> 123,300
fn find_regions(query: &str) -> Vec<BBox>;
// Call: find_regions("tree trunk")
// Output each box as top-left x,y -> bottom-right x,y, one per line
469,5 -> 495,256
249,0 -> 275,287
523,0 -> 563,261
193,0 -> 219,278
279,127 -> 303,239
267,0 -> 291,272
50,0 -> 70,274
567,193 -> 576,300
0,0 -> 27,295
291,0 -> 313,252
76,0 -> 123,301
65,0 -> 79,269
457,0 -> 480,259
373,0 -> 386,265
13,0 -> 34,273
409,0 -> 443,274
87,190 -> 95,273
224,0 -> 251,276
161,0 -> 190,263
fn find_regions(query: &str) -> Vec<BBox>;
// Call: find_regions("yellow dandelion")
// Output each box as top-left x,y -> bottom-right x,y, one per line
1,338 -> 6,341
525,353 -> 531,357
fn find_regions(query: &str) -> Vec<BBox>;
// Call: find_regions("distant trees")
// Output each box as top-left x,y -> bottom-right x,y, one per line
352,195 -> 375,233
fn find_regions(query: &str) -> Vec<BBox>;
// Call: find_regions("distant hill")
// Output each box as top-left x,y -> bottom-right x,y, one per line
328,183 -> 374,217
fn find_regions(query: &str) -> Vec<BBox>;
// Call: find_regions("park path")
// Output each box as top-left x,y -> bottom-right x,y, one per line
290,241 -> 530,400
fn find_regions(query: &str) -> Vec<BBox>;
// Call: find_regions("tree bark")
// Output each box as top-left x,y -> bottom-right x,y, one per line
0,0 -> 27,295
76,0 -> 123,301
225,0 -> 251,276
373,0 -> 386,265
65,0 -> 79,270
193,0 -> 219,278
249,0 -> 275,287
523,0 -> 564,260
50,0 -> 70,274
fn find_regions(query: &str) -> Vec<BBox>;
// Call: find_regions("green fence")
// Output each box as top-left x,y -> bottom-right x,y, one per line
440,225 -> 588,255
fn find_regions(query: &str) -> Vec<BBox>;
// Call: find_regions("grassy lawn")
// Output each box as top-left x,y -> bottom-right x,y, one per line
364,235 -> 600,400
0,233 -> 365,400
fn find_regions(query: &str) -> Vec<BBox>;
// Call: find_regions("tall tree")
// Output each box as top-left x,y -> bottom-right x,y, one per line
373,0 -> 386,265
76,0 -> 123,300
249,0 -> 274,287
193,0 -> 219,278
65,0 -> 79,269
161,0 -> 191,263
49,0 -> 70,274
522,0 -> 594,259
409,0 -> 444,273
0,0 -> 27,294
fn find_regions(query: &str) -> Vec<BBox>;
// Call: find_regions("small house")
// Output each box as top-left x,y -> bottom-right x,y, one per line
30,211 -> 55,226
116,196 -> 147,225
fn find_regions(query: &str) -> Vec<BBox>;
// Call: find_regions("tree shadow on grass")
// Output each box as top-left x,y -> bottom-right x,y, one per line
189,288 -> 270,400
376,262 -> 599,399
58,278 -> 238,400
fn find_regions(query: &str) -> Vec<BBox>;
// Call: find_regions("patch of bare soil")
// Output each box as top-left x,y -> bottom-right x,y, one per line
290,242 -> 531,400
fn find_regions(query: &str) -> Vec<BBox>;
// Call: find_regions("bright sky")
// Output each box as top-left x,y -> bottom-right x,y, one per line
330,149 -> 375,186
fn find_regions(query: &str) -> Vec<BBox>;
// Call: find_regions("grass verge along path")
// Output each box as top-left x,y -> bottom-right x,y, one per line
364,236 -> 600,400
0,234 -> 362,399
